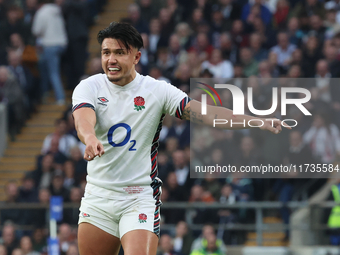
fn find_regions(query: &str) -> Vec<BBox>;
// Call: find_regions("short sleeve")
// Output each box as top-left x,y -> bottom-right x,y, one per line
162,82 -> 191,119
72,80 -> 96,112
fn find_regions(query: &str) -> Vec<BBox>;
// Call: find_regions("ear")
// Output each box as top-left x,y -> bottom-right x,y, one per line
134,51 -> 142,65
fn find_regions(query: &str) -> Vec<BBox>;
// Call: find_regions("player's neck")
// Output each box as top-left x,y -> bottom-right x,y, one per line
111,69 -> 137,87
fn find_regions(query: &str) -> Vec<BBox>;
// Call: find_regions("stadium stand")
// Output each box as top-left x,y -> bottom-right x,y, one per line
2,0 -> 340,254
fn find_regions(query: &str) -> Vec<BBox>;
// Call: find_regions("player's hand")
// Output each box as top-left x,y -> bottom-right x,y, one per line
84,134 -> 105,161
259,118 -> 291,134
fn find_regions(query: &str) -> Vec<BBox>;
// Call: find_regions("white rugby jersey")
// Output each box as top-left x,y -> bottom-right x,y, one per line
72,72 -> 190,203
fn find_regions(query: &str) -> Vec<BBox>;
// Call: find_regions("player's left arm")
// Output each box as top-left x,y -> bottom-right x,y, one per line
181,100 -> 291,134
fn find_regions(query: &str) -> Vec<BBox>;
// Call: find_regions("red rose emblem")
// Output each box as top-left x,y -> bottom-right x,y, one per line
134,96 -> 145,106
134,96 -> 145,111
138,213 -> 147,223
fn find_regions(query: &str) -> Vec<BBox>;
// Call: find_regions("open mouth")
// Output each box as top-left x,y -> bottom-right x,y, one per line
108,67 -> 120,74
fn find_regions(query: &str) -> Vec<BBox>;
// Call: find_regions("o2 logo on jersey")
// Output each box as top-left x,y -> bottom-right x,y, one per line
107,123 -> 137,151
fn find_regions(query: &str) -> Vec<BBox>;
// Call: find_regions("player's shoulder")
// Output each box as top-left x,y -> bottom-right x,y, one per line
74,74 -> 107,92
138,73 -> 173,90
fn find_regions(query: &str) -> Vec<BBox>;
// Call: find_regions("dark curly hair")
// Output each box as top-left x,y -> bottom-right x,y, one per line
97,22 -> 143,51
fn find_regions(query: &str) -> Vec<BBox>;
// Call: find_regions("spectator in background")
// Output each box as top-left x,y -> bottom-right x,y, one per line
186,51 -> 203,78
287,17 -> 304,46
249,32 -> 268,62
0,0 -> 7,24
172,150 -> 192,187
64,110 -> 78,141
31,229 -> 46,254
267,51 -> 281,76
0,5 -> 30,48
127,3 -> 148,34
161,172 -> 187,223
313,59 -> 332,103
18,174 -> 38,203
19,236 -> 40,255
63,160 -> 77,190
173,221 -> 194,255
156,47 -> 175,78
258,60 -> 272,78
189,185 -> 216,224
199,172 -> 222,201
270,31 -> 296,68
303,112 -> 340,164
0,181 -> 26,225
32,0 -> 67,105
63,187 -> 82,225
9,33 -> 26,56
188,33 -> 213,61
324,8 -> 340,39
201,48 -> 234,79
242,0 -> 272,26
87,57 -> 102,76
157,234 -> 180,255
0,223 -> 19,255
0,245 -> 6,255
189,8 -> 205,34
61,0 -> 90,90
23,0 -> 38,26
32,153 -> 54,189
49,171 -> 69,202
158,7 -> 175,43
301,35 -> 322,77
168,34 -> 187,65
231,19 -> 249,48
217,0 -> 242,22
240,47 -> 258,77
226,177 -> 252,203
210,7 -> 229,36
235,136 -> 263,167
167,118 -> 190,149
166,0 -> 184,25
172,63 -> 191,87
309,14 -> 326,42
0,66 -> 25,140
58,224 -> 74,254
7,49 -> 34,114
69,146 -> 87,182
232,62 -> 246,89
149,66 -> 171,83
274,0 -> 289,29
291,0 -> 325,19
29,188 -> 50,227
284,130 -> 314,167
11,249 -> 23,255
138,0 -> 158,23
41,119 -> 79,158
218,32 -> 238,63
191,225 -> 227,254
289,48 -> 303,66
190,234 -> 224,255
323,44 -> 340,77
148,18 -> 161,55
175,22 -> 192,50
66,243 -> 78,255
42,136 -> 68,168
219,184 -> 238,204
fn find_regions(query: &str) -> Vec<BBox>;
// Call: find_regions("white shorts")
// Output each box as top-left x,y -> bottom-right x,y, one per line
78,192 -> 160,239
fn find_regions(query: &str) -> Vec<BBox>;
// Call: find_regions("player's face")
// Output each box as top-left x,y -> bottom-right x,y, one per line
101,38 -> 141,86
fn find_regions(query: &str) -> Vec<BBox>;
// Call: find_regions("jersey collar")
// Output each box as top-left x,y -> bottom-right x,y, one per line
105,72 -> 141,91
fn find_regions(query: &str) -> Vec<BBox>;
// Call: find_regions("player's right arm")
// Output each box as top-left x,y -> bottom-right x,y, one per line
73,108 -> 104,161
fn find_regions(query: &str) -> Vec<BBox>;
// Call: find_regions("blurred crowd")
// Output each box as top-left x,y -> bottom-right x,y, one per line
1,0 -> 340,253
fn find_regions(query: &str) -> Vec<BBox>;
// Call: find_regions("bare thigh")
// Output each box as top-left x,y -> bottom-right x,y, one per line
78,223 -> 121,255
121,230 -> 158,255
